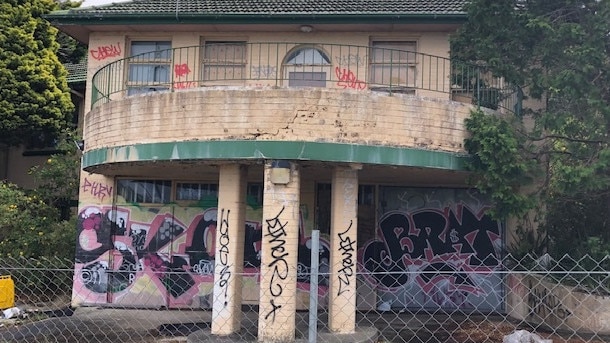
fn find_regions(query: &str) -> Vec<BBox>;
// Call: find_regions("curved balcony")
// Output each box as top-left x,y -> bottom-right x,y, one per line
91,42 -> 520,113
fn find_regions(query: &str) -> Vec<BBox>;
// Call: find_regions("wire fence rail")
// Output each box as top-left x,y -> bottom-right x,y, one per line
0,254 -> 609,343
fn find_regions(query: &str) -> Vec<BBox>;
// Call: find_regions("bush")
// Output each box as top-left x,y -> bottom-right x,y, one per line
0,182 -> 75,260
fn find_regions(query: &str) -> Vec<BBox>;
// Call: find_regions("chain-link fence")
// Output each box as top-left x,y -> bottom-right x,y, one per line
0,254 -> 609,343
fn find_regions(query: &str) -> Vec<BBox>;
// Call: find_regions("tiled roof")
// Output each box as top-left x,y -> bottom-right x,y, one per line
65,60 -> 87,84
61,0 -> 467,16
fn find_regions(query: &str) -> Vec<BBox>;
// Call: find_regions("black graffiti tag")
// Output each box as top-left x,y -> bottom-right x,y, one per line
527,279 -> 571,320
218,209 -> 231,306
264,206 -> 289,322
337,221 -> 355,296
265,299 -> 283,322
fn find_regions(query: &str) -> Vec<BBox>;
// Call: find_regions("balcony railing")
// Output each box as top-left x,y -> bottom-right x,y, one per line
91,42 -> 520,114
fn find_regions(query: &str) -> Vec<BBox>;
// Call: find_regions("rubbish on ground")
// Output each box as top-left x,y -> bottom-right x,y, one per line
1,307 -> 23,320
503,330 -> 553,343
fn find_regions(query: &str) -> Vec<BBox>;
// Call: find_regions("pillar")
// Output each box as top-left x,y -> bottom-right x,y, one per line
211,164 -> 247,335
328,165 -> 359,333
258,161 -> 300,342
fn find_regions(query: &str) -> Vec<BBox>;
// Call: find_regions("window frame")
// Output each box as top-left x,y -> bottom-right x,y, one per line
369,40 -> 417,91
126,40 -> 173,95
116,179 -> 172,205
201,40 -> 247,85
282,45 -> 332,88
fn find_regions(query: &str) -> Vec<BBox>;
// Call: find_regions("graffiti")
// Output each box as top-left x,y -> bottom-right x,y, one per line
192,259 -> 215,275
90,43 -> 122,60
80,261 -> 109,293
335,67 -> 366,90
217,209 -> 231,306
264,206 -> 289,322
174,81 -> 197,89
428,283 -> 468,308
265,299 -> 282,322
82,178 -> 113,201
361,194 -> 502,310
527,279 -> 571,319
337,221 -> 355,296
335,54 -> 365,67
129,224 -> 148,252
174,63 -> 191,77
251,65 -> 277,79
74,205 -> 328,309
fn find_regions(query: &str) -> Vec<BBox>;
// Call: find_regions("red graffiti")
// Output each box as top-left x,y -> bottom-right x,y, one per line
90,43 -> 122,61
81,178 -> 113,201
174,64 -> 191,77
335,67 -> 366,90
174,81 -> 197,89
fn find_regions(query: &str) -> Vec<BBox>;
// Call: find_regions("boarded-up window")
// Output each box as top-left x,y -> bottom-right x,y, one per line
369,41 -> 416,88
202,42 -> 246,83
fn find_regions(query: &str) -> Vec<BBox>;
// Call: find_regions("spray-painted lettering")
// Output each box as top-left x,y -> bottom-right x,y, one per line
90,43 -> 122,60
251,65 -> 277,79
337,221 -> 355,296
174,81 -> 197,89
264,206 -> 289,322
335,67 -> 366,90
527,279 -> 571,320
217,209 -> 231,306
174,63 -> 191,77
335,54 -> 365,67
82,178 -> 113,201
360,201 -> 502,311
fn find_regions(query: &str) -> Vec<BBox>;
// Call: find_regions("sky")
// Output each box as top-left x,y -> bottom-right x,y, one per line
81,0 -> 130,7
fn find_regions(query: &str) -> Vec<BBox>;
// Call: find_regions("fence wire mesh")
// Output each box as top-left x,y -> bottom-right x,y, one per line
0,254 -> 609,343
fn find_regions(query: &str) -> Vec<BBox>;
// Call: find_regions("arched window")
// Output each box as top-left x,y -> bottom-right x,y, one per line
283,46 -> 331,87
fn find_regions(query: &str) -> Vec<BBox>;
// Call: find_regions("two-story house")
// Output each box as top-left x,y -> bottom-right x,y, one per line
47,0 -> 517,340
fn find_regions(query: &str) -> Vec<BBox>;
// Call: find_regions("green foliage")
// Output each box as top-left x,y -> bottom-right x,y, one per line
0,182 -> 75,260
453,0 -> 610,257
55,1 -> 86,64
29,129 -> 81,212
0,0 -> 75,147
464,109 -> 537,219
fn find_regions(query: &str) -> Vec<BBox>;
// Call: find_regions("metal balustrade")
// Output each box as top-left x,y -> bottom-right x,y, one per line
91,42 -> 520,114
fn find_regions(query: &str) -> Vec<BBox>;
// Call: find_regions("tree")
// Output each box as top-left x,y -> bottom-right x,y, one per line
55,0 -> 86,64
452,0 -> 610,256
0,0 -> 75,147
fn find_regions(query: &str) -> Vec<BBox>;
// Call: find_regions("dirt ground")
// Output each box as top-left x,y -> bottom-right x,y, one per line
448,321 -> 607,343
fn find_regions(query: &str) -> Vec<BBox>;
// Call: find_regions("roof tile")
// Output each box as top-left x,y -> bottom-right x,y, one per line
70,0 -> 467,16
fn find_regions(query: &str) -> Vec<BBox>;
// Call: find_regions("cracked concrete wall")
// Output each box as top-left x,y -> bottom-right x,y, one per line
85,87 -> 473,154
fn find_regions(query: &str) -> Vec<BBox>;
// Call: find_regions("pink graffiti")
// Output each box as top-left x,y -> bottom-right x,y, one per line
174,81 -> 197,89
174,63 -> 191,77
81,178 -> 113,201
335,67 -> 366,90
90,43 -> 122,60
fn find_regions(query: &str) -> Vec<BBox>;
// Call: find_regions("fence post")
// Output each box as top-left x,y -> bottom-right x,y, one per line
308,230 -> 320,343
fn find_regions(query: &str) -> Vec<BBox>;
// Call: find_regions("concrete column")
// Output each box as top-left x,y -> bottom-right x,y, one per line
329,165 -> 359,333
258,161 -> 300,342
211,164 -> 247,335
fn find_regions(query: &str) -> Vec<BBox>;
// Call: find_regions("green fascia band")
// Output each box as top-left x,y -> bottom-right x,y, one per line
82,140 -> 468,171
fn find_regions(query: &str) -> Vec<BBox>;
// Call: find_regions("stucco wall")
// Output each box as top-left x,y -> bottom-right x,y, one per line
84,88 -> 472,157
